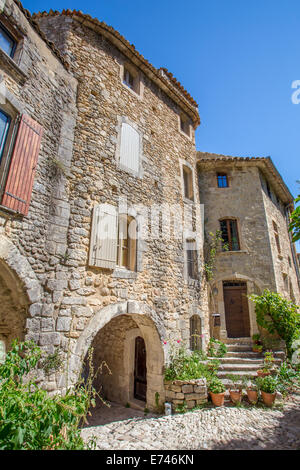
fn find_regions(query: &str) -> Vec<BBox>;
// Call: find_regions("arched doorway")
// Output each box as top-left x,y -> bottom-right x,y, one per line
76,302 -> 165,410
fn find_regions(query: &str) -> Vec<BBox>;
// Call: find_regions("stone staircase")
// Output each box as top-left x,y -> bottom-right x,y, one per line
209,338 -> 285,389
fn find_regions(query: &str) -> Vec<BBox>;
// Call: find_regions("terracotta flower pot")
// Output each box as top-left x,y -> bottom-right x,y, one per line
252,346 -> 262,353
229,390 -> 242,404
247,389 -> 258,404
261,391 -> 276,407
210,392 -> 225,407
257,370 -> 270,378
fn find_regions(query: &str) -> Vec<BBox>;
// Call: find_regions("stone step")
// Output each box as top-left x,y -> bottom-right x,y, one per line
218,363 -> 267,372
225,344 -> 254,352
223,338 -> 252,345
217,370 -> 258,380
219,378 -> 256,389
208,357 -> 282,365
225,351 -> 285,359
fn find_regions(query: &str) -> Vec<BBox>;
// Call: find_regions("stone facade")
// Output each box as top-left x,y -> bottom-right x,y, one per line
0,1 -> 298,412
197,152 -> 300,341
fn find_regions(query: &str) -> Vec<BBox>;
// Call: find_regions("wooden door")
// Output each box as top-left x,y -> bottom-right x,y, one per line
223,282 -> 250,338
134,336 -> 147,401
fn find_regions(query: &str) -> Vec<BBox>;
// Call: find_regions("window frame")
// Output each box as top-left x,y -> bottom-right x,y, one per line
219,218 -> 240,251
117,214 -> 137,272
186,238 -> 198,280
217,172 -> 229,188
190,315 -> 202,351
0,22 -> 17,59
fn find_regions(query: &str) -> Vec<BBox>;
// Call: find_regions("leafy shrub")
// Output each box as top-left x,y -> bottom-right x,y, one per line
207,338 -> 227,358
249,290 -> 300,357
0,340 -> 96,450
208,377 -> 225,394
275,361 -> 300,394
256,375 -> 277,394
164,345 -> 218,382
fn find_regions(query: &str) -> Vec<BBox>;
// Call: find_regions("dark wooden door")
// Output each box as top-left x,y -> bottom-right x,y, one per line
223,282 -> 250,338
134,336 -> 147,401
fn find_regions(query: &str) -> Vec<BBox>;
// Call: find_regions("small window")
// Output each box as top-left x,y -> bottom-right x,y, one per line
182,165 -> 194,201
0,109 -> 11,162
117,214 -> 137,271
266,181 -> 272,199
180,113 -> 190,136
217,173 -> 228,188
186,239 -> 198,279
220,219 -> 240,251
123,68 -> 134,90
190,315 -> 202,351
273,221 -> 281,254
0,23 -> 16,58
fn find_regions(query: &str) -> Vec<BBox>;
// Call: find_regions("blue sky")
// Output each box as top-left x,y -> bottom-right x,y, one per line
23,0 -> 300,246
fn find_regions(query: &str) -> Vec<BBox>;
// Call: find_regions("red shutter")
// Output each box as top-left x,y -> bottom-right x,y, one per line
1,114 -> 43,215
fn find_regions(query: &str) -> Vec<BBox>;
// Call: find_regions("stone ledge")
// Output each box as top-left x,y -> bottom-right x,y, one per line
0,49 -> 28,84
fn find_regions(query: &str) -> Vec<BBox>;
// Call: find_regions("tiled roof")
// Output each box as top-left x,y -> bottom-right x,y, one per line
32,9 -> 200,125
197,152 -> 294,204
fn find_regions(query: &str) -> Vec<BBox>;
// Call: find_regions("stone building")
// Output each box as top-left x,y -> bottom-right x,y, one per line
0,1 -> 298,411
197,152 -> 300,341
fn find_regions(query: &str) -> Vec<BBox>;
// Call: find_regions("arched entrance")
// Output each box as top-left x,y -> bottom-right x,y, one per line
73,301 -> 165,410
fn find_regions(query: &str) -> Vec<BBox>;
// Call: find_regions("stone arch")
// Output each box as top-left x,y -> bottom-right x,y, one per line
209,272 -> 263,340
69,301 -> 166,410
0,234 -> 42,351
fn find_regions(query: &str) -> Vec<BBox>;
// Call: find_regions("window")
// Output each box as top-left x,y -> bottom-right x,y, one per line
182,165 -> 194,201
190,315 -> 202,351
186,239 -> 198,279
123,68 -> 134,90
0,24 -> 16,58
266,181 -> 272,199
179,113 -> 190,137
119,122 -> 140,174
273,221 -> 281,254
0,107 -> 43,215
217,173 -> 228,188
122,64 -> 140,95
117,214 -> 137,271
89,204 -> 137,272
0,109 -> 11,162
220,219 -> 240,251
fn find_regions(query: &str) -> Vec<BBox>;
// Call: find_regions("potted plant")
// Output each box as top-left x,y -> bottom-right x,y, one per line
257,375 -> 277,407
252,333 -> 263,353
227,374 -> 245,404
208,377 -> 226,407
246,379 -> 259,404
257,351 -> 275,377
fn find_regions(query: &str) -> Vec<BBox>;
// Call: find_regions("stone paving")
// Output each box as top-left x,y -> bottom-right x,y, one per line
81,393 -> 300,450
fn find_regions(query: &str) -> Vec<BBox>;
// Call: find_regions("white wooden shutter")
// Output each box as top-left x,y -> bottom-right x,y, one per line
89,204 -> 118,269
119,123 -> 140,173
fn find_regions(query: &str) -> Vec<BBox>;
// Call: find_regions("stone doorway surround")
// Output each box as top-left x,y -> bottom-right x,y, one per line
69,301 -> 166,411
209,273 -> 262,341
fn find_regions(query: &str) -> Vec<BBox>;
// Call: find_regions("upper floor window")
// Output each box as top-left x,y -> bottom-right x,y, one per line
119,122 -> 140,174
273,221 -> 281,254
220,219 -> 240,251
122,64 -> 140,95
217,173 -> 228,188
0,23 -> 16,58
182,164 -> 194,201
186,239 -> 198,279
0,105 -> 43,215
179,113 -> 190,137
123,68 -> 134,90
89,204 -> 137,272
0,109 -> 11,161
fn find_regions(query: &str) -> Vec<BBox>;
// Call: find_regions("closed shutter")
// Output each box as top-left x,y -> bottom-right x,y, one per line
89,204 -> 118,269
119,123 -> 140,173
1,114 -> 43,215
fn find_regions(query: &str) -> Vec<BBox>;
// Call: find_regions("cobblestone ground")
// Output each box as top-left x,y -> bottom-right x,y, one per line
81,393 -> 300,450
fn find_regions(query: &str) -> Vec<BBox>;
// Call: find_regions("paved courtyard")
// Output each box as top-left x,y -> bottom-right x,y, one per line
81,393 -> 300,450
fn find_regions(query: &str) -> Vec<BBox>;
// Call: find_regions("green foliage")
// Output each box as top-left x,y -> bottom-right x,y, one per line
204,230 -> 228,281
249,290 -> 300,357
164,345 -> 218,382
174,401 -> 187,414
40,347 -> 64,376
252,333 -> 261,345
226,374 -> 247,391
208,377 -> 226,394
289,195 -> 300,242
207,338 -> 227,358
275,361 -> 300,395
256,375 -> 277,394
0,340 -> 97,450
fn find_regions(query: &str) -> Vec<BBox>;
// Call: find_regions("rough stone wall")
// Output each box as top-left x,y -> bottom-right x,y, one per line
0,0 -> 77,367
164,378 -> 207,411
36,14 -> 210,374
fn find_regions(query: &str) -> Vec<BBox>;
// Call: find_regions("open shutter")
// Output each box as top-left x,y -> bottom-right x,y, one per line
119,123 -> 140,173
89,204 -> 118,269
1,114 -> 43,215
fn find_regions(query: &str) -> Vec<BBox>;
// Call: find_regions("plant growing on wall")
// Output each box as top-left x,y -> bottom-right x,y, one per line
289,182 -> 300,242
207,338 -> 228,358
249,290 -> 300,358
204,230 -> 228,281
